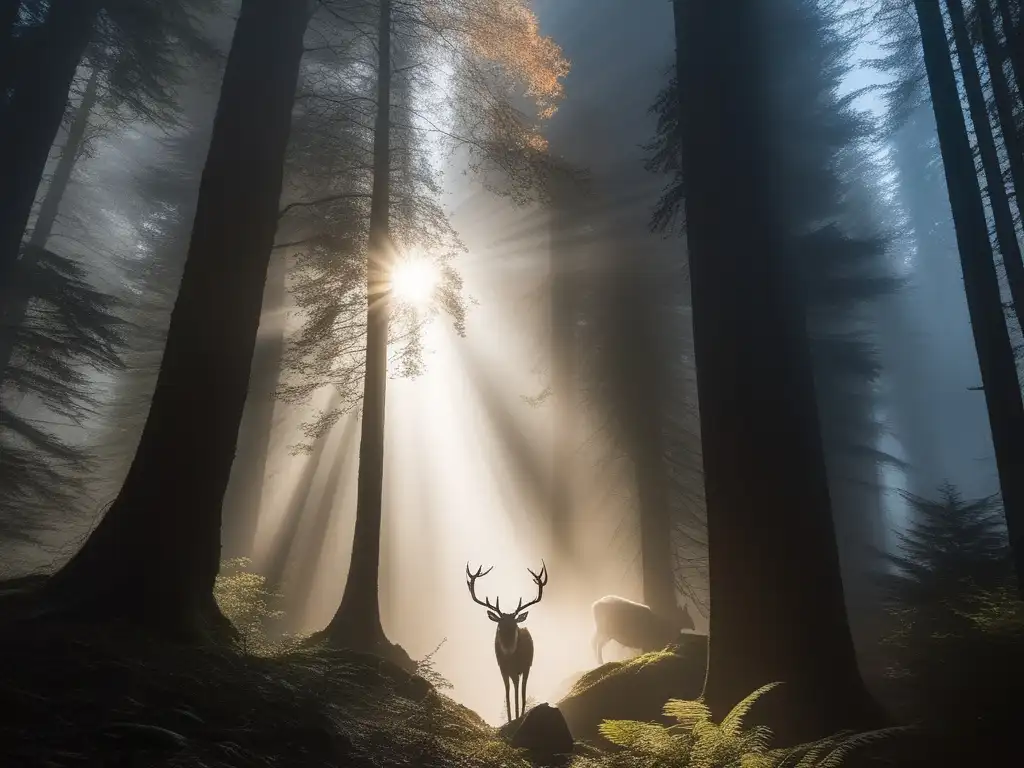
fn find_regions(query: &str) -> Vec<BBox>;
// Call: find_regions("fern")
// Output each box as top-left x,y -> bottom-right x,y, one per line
598,685 -> 902,768
720,683 -> 780,736
664,698 -> 712,728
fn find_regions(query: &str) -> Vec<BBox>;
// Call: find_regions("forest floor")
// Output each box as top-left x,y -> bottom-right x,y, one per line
0,616 -> 609,768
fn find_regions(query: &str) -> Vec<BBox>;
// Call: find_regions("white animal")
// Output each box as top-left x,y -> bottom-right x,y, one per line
591,595 -> 695,664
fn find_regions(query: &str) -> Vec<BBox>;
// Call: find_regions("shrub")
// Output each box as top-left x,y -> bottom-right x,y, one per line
597,683 -> 896,768
213,557 -> 303,656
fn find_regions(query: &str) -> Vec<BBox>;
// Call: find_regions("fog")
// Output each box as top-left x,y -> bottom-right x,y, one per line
1,0 -> 1012,729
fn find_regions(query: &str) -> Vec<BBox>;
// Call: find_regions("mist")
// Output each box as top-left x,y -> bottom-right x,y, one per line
2,0 -> 1023,763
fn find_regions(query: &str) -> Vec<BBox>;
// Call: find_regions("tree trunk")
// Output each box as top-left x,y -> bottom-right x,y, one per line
675,0 -> 881,739
996,0 -> 1024,101
0,0 -> 20,102
949,0 -> 1024,334
914,0 -> 1024,597
41,0 -> 311,642
980,0 -> 1024,209
0,0 -> 100,297
324,0 -> 392,652
0,65 -> 99,381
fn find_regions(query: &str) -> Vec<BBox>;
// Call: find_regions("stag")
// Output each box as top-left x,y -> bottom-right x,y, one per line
592,595 -> 694,664
466,561 -> 548,723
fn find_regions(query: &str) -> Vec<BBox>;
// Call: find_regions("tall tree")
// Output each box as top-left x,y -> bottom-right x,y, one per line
674,0 -> 882,738
41,0 -> 312,641
996,0 -> 1024,101
280,0 -> 566,654
0,0 -> 215,315
947,0 -> 1024,334
977,0 -> 1024,257
0,66 -> 99,377
318,0 -> 394,653
913,0 -> 1024,598
0,0 -> 102,297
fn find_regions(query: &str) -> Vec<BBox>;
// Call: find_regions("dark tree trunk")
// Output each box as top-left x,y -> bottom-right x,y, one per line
0,65 -> 98,380
0,0 -> 100,298
996,0 -> 1024,101
675,0 -> 881,739
980,0 -> 1024,223
324,0 -> 392,652
914,0 -> 1024,597
221,250 -> 287,559
42,0 -> 310,641
949,0 -> 1024,334
0,0 -> 20,101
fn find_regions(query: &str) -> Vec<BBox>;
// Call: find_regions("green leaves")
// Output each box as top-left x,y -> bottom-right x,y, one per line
596,685 -> 898,768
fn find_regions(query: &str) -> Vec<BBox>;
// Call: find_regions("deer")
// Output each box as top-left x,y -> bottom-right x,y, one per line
591,595 -> 695,664
466,561 -> 548,723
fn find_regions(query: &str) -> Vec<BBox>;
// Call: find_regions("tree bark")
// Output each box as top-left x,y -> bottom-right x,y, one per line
0,65 -> 99,381
996,0 -> 1024,101
675,0 -> 882,739
324,0 -> 392,651
980,0 -> 1024,222
42,0 -> 311,642
914,0 -> 1024,598
0,0 -> 100,299
0,0 -> 20,102
948,0 -> 1024,335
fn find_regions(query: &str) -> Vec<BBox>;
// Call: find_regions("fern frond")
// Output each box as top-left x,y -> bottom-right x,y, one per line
720,682 -> 782,736
738,724 -> 774,753
663,697 -> 712,727
598,719 -> 671,749
817,727 -> 908,768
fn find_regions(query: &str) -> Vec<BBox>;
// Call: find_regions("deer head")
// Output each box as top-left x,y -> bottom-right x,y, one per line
466,562 -> 548,654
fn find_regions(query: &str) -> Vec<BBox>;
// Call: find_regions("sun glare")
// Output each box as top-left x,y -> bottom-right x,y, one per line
391,257 -> 440,309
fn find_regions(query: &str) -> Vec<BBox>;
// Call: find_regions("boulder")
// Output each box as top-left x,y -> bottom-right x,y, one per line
556,633 -> 707,746
501,703 -> 574,766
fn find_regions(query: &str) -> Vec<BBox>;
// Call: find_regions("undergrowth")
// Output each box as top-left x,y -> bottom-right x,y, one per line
597,684 -> 898,768
0,562 -> 899,767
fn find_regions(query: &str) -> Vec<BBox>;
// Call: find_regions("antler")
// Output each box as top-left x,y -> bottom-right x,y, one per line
512,561 -> 548,616
466,563 -> 501,613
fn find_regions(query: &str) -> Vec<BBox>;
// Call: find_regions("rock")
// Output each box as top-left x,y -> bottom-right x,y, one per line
506,703 -> 574,766
556,633 -> 707,746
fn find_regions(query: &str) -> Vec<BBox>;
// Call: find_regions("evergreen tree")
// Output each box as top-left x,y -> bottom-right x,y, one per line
673,0 -> 884,738
911,0 -> 1024,597
41,0 -> 312,641
880,484 -> 1022,753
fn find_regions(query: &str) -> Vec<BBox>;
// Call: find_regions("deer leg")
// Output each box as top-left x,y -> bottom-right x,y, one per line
593,631 -> 606,665
503,674 -> 512,723
512,675 -> 521,720
521,668 -> 530,717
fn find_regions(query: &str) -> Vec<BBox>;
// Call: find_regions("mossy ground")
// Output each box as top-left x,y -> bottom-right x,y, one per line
0,615 -> 554,767
557,636 -> 708,746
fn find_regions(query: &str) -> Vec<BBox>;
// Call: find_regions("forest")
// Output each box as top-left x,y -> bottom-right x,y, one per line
1,0 -> 1023,766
